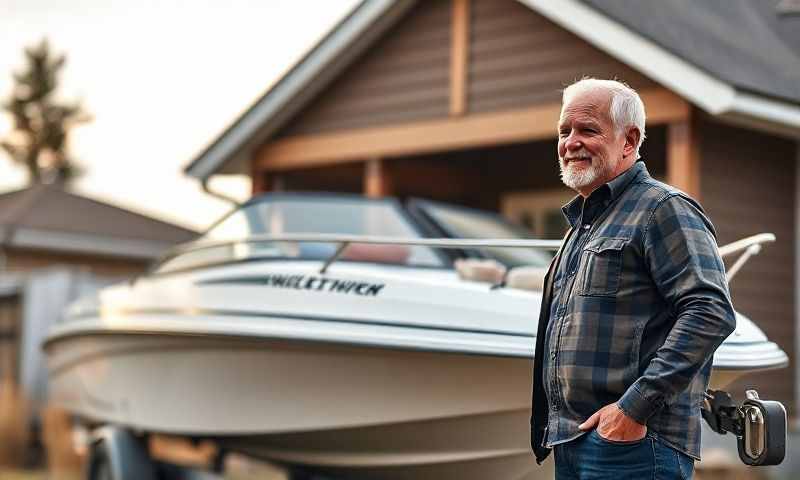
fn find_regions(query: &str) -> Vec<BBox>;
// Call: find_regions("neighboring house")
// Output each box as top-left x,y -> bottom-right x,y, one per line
0,184 -> 197,277
184,0 -> 800,423
0,184 -> 197,404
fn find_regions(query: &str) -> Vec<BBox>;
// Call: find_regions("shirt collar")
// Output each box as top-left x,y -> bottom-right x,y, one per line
561,161 -> 648,227
607,160 -> 646,200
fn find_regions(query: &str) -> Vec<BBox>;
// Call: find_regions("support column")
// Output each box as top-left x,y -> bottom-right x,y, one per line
364,157 -> 392,198
251,172 -> 267,195
449,0 -> 469,116
251,165 -> 284,195
666,114 -> 700,199
251,157 -> 268,195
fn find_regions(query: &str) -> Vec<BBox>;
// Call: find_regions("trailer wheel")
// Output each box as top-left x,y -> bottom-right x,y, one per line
287,468 -> 341,480
86,427 -> 157,480
87,443 -> 113,480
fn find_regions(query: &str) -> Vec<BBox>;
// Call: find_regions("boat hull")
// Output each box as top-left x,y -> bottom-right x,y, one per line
45,259 -> 787,478
46,330 -> 553,479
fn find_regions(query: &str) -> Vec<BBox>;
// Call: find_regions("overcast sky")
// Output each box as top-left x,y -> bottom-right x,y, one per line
0,0 -> 360,231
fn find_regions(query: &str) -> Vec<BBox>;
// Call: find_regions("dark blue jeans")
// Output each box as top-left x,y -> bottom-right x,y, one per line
553,430 -> 695,479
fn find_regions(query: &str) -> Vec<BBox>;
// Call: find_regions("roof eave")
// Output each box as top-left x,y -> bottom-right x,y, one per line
520,0 -> 738,112
521,0 -> 800,138
7,227 -> 177,260
722,91 -> 800,138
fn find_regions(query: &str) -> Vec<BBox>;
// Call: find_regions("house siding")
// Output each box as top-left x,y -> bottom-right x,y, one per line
467,0 -> 657,114
699,119 -> 797,413
278,0 -> 660,138
278,0 -> 451,137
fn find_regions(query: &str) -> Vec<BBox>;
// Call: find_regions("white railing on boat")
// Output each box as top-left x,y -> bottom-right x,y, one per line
170,234 -> 565,254
164,235 -> 562,275
718,233 -> 775,281
162,232 -> 775,281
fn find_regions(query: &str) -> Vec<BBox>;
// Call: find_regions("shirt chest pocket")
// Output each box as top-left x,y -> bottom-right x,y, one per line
576,237 -> 628,297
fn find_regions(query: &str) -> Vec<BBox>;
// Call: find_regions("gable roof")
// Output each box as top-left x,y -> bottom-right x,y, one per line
0,185 -> 197,259
580,0 -> 800,104
185,0 -> 800,181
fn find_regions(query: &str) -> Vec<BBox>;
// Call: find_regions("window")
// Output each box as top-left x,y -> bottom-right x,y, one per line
501,189 -> 574,240
156,196 -> 444,273
414,200 -> 553,268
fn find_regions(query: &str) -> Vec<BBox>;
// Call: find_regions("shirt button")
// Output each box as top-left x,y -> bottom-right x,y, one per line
550,351 -> 557,360
583,224 -> 591,230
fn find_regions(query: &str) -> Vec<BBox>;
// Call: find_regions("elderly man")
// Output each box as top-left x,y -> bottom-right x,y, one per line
530,78 -> 736,479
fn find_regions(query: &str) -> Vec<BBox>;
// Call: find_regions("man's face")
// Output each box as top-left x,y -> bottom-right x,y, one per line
557,89 -> 629,197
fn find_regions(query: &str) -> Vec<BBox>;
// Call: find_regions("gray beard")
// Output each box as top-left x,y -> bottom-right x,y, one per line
559,158 -> 605,191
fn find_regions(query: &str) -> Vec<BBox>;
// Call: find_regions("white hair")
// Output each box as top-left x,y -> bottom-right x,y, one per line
562,78 -> 647,159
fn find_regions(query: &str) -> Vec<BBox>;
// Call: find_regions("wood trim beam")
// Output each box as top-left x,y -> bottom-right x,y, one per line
450,0 -> 469,116
256,88 -> 689,172
666,112 -> 701,199
364,157 -> 392,198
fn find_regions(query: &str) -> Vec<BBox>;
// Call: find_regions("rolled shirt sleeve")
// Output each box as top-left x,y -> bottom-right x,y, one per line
617,194 -> 737,424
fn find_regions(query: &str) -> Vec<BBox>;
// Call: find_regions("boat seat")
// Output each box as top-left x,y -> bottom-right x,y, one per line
454,259 -> 545,291
341,243 -> 411,264
506,266 -> 546,291
454,259 -> 506,284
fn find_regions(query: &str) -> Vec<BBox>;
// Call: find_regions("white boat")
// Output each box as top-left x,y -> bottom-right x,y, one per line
44,193 -> 788,480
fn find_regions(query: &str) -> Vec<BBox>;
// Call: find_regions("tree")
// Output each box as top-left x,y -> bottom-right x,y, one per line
1,39 -> 90,185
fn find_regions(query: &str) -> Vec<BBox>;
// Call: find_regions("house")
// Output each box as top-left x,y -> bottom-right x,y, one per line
0,184 -> 196,277
183,0 -> 800,422
0,184 -> 196,406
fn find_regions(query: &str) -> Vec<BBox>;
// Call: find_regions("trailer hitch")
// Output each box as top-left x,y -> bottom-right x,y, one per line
702,389 -> 786,466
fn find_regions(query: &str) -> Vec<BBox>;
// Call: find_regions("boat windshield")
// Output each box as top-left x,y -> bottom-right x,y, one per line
414,200 -> 553,268
156,196 -> 445,273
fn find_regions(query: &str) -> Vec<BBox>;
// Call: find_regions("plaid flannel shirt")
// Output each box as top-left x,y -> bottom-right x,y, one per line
530,161 -> 736,462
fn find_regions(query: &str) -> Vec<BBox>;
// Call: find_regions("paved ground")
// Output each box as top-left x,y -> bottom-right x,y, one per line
0,471 -> 53,480
0,455 -> 287,480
